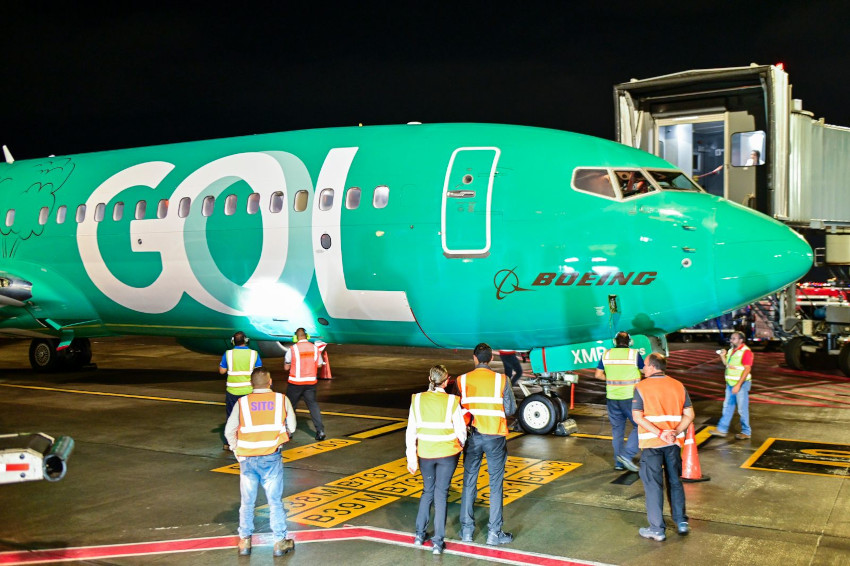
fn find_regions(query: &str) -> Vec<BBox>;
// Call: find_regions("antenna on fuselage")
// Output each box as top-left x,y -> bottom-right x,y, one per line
2,145 -> 13,164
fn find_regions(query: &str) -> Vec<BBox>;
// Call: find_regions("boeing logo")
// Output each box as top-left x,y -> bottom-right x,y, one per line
494,268 -> 658,299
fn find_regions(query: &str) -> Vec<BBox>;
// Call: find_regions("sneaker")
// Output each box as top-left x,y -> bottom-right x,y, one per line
638,527 -> 666,541
460,530 -> 473,543
413,533 -> 425,546
316,431 -> 327,441
486,530 -> 513,545
432,542 -> 444,555
237,537 -> 251,556
273,538 -> 294,556
616,455 -> 639,473
677,522 -> 690,536
710,429 -> 728,437
735,433 -> 751,440
614,464 -> 626,471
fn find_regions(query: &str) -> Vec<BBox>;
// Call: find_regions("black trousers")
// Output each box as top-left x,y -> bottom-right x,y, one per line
286,383 -> 324,433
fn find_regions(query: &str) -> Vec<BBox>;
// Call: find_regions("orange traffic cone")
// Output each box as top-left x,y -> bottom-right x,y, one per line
681,423 -> 710,482
318,351 -> 333,380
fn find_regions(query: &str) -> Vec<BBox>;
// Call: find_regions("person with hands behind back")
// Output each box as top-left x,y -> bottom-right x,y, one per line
405,365 -> 467,555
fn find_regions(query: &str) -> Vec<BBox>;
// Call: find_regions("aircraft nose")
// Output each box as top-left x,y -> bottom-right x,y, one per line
714,203 -> 812,306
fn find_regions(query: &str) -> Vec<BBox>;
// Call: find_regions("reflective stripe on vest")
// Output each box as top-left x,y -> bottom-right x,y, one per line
413,391 -> 462,458
601,348 -> 641,400
634,376 -> 687,449
289,341 -> 319,385
226,348 -> 257,395
725,345 -> 752,385
235,392 -> 289,456
459,369 -> 507,436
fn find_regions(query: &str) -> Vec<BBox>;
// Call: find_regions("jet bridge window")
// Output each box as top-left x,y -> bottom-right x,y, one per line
202,196 -> 215,217
269,191 -> 284,213
247,193 -> 260,214
135,201 -> 146,220
646,170 -> 702,192
113,202 -> 124,221
615,170 -> 656,199
94,203 -> 105,222
318,189 -> 334,211
731,131 -> 766,166
373,185 -> 389,209
572,169 -> 617,198
56,205 -> 67,224
294,190 -> 308,212
157,199 -> 168,219
346,187 -> 361,209
178,197 -> 191,218
75,205 -> 86,223
38,207 -> 49,225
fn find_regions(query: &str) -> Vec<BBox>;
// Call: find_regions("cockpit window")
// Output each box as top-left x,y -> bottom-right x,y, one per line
572,168 -> 616,199
614,170 -> 656,199
646,170 -> 703,192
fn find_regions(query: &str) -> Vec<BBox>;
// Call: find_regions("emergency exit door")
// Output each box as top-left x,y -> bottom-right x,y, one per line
441,147 -> 500,258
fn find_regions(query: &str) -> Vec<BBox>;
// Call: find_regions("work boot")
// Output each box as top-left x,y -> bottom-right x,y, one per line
710,429 -> 728,437
273,538 -> 295,556
735,433 -> 751,440
638,527 -> 666,541
486,530 -> 513,545
237,537 -> 251,555
316,431 -> 326,441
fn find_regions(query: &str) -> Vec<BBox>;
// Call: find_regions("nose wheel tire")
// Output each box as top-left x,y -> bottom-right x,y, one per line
29,339 -> 60,372
518,393 -> 557,434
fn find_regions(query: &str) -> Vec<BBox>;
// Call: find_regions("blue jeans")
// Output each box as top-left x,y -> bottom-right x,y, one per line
460,432 -> 507,534
416,453 -> 460,545
639,445 -> 687,534
607,398 -> 638,465
717,380 -> 751,435
239,451 -> 287,540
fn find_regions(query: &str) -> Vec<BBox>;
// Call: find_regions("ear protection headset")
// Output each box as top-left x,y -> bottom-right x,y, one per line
614,331 -> 631,347
231,332 -> 249,346
292,331 -> 311,342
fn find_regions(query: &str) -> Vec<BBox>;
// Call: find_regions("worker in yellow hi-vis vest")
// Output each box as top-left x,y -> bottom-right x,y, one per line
219,331 -> 262,451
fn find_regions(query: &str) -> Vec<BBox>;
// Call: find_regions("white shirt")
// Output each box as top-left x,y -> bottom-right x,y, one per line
405,387 -> 467,469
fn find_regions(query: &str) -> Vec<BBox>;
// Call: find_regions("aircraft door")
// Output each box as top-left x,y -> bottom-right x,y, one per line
725,110 -> 759,207
656,115 -> 725,198
441,147 -> 500,258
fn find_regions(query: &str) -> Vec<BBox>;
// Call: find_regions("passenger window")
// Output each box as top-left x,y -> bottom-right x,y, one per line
318,188 -> 334,211
270,191 -> 284,213
135,200 -> 147,220
4,209 -> 13,227
113,202 -> 124,221
95,203 -> 105,222
247,193 -> 260,214
76,205 -> 86,223
38,207 -> 49,225
178,197 -> 191,218
202,196 -> 215,217
294,190 -> 308,212
157,199 -> 168,219
225,194 -> 237,216
615,170 -> 655,199
373,185 -> 389,209
572,169 -> 616,198
56,205 -> 67,224
731,131 -> 766,167
345,187 -> 361,210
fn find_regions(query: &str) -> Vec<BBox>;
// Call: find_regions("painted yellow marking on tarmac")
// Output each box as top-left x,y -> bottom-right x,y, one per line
572,433 -> 613,440
368,474 -> 424,497
694,426 -> 714,447
212,439 -> 360,474
326,462 -> 406,491
0,383 -> 223,405
288,491 -> 400,527
349,421 -> 408,439
284,486 -> 358,515
741,437 -> 850,478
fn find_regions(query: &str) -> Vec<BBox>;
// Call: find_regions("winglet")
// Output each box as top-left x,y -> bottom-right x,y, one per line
2,145 -> 13,164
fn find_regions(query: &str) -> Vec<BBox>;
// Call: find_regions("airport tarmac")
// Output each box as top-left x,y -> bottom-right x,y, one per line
1,337 -> 849,565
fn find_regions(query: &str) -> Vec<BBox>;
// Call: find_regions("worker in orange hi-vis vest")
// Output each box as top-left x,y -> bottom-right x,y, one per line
224,367 -> 296,557
406,365 -> 467,555
458,343 -> 517,547
284,327 -> 326,440
632,353 -> 695,542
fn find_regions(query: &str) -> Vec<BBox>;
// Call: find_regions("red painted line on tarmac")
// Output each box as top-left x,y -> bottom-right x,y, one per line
0,526 -> 609,566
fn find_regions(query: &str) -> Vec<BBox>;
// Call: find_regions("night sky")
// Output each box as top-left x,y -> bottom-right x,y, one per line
3,3 -> 850,161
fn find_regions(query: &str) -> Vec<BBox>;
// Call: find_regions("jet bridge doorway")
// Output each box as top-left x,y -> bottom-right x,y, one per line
656,115 -> 725,198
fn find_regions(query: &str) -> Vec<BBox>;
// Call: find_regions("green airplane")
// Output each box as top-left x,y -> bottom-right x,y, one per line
0,123 -> 812,376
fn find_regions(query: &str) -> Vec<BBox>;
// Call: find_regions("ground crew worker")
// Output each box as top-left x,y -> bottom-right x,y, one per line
711,330 -> 753,439
284,328 -> 326,440
497,349 -> 523,385
594,331 -> 644,471
219,331 -> 262,451
406,365 -> 467,555
458,343 -> 516,546
225,367 -> 296,556
632,353 -> 694,541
